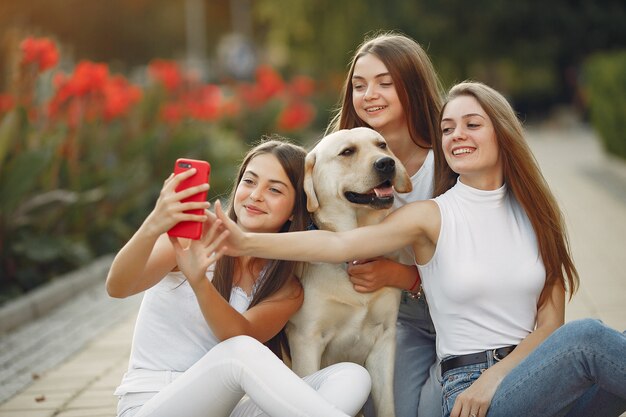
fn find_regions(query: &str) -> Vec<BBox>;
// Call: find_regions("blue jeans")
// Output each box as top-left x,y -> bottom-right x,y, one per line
442,319 -> 626,417
394,293 -> 441,417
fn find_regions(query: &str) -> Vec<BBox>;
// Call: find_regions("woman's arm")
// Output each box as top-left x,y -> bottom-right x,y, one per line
106,169 -> 210,298
191,272 -> 303,343
171,221 -> 303,343
450,282 -> 566,417
215,199 -> 439,264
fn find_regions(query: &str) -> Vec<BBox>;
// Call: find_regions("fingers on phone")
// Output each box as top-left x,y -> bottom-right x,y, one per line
179,201 -> 210,211
178,183 -> 209,200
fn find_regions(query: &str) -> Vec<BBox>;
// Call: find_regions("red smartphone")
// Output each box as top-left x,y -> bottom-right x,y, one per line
167,158 -> 211,240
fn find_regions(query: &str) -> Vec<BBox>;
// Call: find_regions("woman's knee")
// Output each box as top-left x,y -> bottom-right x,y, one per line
561,318 -> 607,342
210,335 -> 270,362
333,362 -> 372,394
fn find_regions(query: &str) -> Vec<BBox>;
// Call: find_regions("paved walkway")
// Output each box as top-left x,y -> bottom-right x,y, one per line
1,123 -> 625,416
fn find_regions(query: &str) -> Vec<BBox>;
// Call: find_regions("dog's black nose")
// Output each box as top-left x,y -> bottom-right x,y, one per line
374,157 -> 395,174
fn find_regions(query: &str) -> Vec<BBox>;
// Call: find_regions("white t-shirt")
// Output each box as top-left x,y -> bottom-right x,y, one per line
419,179 -> 546,359
393,149 -> 434,265
114,270 -> 255,395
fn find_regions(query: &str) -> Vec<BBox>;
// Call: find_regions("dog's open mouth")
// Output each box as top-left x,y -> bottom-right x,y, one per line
344,180 -> 395,208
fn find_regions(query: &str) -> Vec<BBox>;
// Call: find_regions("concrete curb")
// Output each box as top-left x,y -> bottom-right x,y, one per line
0,254 -> 114,334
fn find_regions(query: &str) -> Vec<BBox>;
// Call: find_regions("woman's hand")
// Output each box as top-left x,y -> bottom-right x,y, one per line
450,368 -> 502,417
347,258 -> 417,293
213,200 -> 247,257
169,215 -> 228,288
143,168 -> 211,238
347,257 -> 392,292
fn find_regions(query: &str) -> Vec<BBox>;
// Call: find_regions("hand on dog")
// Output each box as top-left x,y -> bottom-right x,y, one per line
348,258 -> 418,293
347,257 -> 395,292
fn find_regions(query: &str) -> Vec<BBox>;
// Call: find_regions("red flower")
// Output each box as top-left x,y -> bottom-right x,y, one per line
20,37 -> 59,72
48,61 -> 141,125
289,76 -> 315,98
255,65 -> 285,101
148,60 -> 183,93
277,101 -> 315,131
0,94 -> 15,115
184,84 -> 223,121
70,61 -> 109,96
236,83 -> 264,108
103,76 -> 142,120
161,102 -> 185,125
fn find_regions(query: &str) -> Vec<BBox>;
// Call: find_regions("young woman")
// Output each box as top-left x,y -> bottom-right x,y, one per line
212,83 -> 626,417
327,32 -> 444,417
107,139 -> 371,417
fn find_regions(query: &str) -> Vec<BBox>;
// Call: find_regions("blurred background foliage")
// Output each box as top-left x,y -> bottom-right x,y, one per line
0,0 -> 625,303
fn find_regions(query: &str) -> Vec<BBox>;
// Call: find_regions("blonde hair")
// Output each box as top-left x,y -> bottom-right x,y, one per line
438,81 -> 579,298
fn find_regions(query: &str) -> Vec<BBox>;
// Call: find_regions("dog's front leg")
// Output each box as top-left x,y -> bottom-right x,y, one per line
286,324 -> 326,377
365,326 -> 397,417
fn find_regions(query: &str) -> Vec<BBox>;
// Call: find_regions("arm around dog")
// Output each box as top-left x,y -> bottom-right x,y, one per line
215,199 -> 438,264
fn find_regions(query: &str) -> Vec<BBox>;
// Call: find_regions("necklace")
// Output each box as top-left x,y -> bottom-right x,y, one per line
401,146 -> 426,175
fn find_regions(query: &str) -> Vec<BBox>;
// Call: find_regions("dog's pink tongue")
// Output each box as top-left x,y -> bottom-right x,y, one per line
374,186 -> 394,197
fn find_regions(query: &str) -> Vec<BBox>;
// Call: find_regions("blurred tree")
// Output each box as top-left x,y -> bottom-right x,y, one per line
1,0 -> 625,117
254,0 -> 626,116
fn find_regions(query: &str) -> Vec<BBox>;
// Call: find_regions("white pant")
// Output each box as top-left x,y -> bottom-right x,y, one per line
117,335 -> 371,417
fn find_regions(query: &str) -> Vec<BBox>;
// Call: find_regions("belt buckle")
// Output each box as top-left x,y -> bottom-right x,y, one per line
492,348 -> 505,362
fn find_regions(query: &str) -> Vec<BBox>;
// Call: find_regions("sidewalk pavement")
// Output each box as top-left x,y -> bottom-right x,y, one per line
1,122 -> 625,416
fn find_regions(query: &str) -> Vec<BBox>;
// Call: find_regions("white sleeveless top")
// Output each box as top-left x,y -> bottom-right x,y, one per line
114,269 -> 256,395
419,179 -> 545,359
393,149 -> 434,265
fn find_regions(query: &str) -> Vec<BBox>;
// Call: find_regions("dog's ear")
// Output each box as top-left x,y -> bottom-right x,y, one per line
303,151 -> 319,212
393,158 -> 413,193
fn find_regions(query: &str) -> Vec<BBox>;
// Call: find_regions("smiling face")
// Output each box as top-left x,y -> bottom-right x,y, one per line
440,95 -> 503,189
233,153 -> 296,233
351,53 -> 407,136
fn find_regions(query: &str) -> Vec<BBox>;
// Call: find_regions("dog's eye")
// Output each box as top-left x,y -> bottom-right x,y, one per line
377,142 -> 387,149
339,147 -> 355,157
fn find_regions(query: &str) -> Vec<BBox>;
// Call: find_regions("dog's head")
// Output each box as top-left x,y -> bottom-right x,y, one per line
304,127 -> 412,223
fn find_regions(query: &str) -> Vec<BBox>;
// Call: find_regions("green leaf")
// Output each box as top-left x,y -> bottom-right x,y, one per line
0,149 -> 52,215
0,111 -> 21,171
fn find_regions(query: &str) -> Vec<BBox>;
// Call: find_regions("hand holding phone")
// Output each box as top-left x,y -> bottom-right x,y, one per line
167,158 -> 211,240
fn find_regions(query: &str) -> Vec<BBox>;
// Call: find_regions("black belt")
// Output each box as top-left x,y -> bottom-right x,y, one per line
441,345 -> 517,376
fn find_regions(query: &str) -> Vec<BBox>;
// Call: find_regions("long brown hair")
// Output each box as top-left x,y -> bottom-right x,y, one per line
327,31 -> 443,154
212,137 -> 309,358
438,81 -> 579,298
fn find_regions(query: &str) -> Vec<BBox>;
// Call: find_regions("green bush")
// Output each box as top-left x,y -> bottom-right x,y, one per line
583,50 -> 626,160
0,38 -> 320,305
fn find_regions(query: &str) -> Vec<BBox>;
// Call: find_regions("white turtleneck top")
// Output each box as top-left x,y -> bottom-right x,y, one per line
418,179 -> 546,359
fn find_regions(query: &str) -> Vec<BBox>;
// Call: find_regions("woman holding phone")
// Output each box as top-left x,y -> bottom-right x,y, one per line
107,138 -> 371,417
213,82 -> 626,417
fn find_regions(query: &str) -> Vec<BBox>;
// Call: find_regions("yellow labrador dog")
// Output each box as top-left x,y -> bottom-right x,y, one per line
286,127 -> 411,417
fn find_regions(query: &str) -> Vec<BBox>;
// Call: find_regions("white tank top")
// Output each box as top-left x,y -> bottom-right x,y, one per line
114,269 -> 256,395
393,149 -> 434,265
419,179 -> 545,359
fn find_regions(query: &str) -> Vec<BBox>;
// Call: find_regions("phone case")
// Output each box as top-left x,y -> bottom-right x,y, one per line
167,158 -> 211,240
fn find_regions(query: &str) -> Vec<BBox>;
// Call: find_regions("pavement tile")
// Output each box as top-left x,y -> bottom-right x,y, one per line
0,411 -> 55,417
